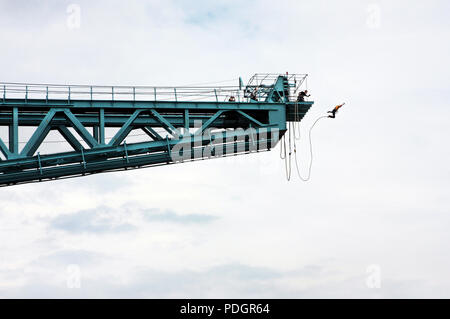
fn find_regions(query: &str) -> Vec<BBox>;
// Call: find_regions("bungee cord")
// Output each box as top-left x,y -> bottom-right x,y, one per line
282,98 -> 330,182
292,115 -> 328,182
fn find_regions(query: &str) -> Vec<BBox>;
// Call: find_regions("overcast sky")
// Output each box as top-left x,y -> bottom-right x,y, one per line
0,0 -> 449,298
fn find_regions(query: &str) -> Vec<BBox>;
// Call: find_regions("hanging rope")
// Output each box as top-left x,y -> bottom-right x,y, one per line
280,130 -> 286,160
292,76 -> 308,140
293,100 -> 301,140
282,114 -> 328,182
293,115 -> 328,181
287,122 -> 293,180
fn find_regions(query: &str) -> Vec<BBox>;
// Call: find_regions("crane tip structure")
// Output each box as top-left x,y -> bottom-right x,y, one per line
0,73 -> 313,187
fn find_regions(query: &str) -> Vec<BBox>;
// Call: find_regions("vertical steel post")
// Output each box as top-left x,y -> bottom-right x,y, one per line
184,109 -> 189,135
9,107 -> 18,154
99,108 -> 105,144
80,147 -> 86,169
93,126 -> 99,142
124,141 -> 129,163
37,152 -> 43,175
166,136 -> 171,159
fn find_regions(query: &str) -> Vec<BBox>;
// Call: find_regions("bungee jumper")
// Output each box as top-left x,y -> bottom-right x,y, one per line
327,103 -> 345,118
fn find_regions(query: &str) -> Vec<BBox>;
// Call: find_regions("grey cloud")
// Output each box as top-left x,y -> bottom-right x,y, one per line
2,261 -> 446,298
119,263 -> 281,298
208,264 -> 279,281
49,207 -> 136,234
48,205 -> 218,234
0,263 -> 307,298
141,209 -> 219,224
67,174 -> 129,193
29,249 -> 104,268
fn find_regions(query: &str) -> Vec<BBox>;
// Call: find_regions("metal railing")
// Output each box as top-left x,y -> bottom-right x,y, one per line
0,83 -> 245,103
0,74 -> 309,104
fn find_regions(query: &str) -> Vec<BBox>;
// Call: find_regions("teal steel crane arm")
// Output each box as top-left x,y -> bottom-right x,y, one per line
0,74 -> 313,187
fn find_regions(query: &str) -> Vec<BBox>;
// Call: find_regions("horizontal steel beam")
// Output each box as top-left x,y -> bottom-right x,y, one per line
0,138 -> 278,187
0,107 -> 311,128
0,113 -> 263,127
0,129 -> 281,173
0,98 -> 310,110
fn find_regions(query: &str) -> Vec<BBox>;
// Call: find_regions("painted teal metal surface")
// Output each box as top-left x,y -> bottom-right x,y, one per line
0,74 -> 313,186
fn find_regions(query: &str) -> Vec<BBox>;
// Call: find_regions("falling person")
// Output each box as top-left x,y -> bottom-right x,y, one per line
327,103 -> 345,118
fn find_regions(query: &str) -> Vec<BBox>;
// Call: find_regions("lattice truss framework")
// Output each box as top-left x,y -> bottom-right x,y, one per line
0,74 -> 313,186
